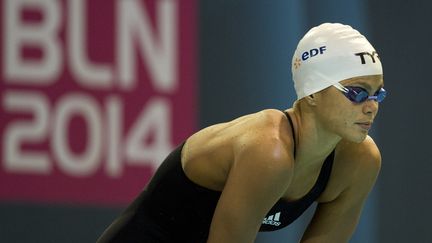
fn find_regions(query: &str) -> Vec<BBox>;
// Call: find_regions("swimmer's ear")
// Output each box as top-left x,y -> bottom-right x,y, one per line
305,94 -> 317,106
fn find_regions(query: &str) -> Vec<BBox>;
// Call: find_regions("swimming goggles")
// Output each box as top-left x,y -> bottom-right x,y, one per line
333,82 -> 387,103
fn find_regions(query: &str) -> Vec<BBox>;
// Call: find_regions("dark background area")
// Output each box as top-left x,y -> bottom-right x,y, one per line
368,1 -> 432,242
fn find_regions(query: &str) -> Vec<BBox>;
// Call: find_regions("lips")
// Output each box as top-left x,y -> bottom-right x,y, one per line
355,121 -> 373,130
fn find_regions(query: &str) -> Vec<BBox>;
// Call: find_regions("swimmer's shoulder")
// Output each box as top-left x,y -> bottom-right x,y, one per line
229,109 -> 295,163
230,109 -> 294,144
185,109 -> 293,160
189,109 -> 288,141
335,135 -> 381,169
182,109 -> 294,190
319,136 -> 381,202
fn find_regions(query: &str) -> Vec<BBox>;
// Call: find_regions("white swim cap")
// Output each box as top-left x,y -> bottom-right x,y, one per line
292,23 -> 383,100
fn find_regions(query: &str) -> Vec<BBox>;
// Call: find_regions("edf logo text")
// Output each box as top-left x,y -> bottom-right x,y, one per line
301,46 -> 327,61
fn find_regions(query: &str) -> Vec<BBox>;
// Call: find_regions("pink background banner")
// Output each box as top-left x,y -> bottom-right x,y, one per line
0,0 -> 197,206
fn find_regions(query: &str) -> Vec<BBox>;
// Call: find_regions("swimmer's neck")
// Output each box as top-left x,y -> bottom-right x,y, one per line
287,106 -> 341,164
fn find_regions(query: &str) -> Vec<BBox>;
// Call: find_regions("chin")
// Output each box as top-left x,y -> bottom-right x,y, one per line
342,130 -> 368,143
352,135 -> 368,143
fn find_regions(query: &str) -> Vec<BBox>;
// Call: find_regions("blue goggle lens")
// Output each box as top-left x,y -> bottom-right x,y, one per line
345,86 -> 387,103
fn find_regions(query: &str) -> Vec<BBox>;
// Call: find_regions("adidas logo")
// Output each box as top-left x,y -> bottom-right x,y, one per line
262,212 -> 281,226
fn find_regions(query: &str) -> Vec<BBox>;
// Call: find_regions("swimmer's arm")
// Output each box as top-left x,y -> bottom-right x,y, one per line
207,137 -> 294,243
300,141 -> 381,243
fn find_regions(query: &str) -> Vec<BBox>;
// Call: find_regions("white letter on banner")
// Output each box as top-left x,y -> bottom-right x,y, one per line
52,94 -> 102,177
3,91 -> 51,174
117,0 -> 177,92
3,0 -> 61,83
68,0 -> 113,89
105,96 -> 123,177
125,98 -> 172,169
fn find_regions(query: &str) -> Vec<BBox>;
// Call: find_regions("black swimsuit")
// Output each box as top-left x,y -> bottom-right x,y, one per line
260,111 -> 335,231
97,111 -> 334,243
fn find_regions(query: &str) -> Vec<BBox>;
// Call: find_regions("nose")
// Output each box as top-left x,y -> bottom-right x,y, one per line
363,99 -> 379,115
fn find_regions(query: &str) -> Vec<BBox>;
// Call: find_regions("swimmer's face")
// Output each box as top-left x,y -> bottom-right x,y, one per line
315,74 -> 384,143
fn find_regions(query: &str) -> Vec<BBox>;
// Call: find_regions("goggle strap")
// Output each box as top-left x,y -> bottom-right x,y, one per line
333,83 -> 349,93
